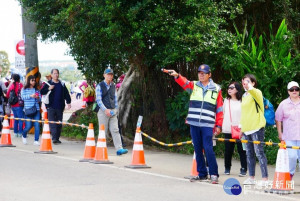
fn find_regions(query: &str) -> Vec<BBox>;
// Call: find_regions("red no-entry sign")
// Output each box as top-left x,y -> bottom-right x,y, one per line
16,40 -> 25,56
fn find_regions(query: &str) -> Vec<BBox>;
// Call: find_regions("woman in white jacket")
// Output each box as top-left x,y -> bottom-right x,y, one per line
222,81 -> 247,176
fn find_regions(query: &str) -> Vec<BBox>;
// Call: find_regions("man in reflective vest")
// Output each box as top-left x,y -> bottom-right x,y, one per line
167,64 -> 223,184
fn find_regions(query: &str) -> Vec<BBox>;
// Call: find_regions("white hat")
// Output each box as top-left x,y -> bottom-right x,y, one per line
287,81 -> 299,90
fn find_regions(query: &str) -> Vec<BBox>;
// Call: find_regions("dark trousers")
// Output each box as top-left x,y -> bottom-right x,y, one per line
224,133 -> 247,170
48,108 -> 63,141
190,125 -> 218,177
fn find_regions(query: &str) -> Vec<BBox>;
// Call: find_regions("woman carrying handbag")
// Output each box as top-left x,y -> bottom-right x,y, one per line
21,75 -> 41,145
222,81 -> 247,176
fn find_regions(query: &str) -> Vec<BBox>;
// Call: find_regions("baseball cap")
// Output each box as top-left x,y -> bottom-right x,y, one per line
104,68 -> 114,74
287,81 -> 299,89
198,64 -> 211,73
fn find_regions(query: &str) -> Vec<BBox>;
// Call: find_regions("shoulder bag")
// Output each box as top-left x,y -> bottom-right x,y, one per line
229,99 -> 241,139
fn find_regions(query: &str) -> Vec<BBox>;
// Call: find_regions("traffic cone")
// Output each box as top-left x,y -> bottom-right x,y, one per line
79,123 -> 96,162
0,115 -> 16,147
184,152 -> 198,179
268,141 -> 293,194
90,124 -> 113,164
125,127 -> 150,169
81,101 -> 86,109
9,111 -> 14,130
34,119 -> 57,154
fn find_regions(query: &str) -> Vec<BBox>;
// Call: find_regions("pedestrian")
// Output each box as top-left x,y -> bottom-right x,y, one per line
70,82 -> 74,95
21,75 -> 41,145
166,64 -> 223,184
95,67 -> 128,155
6,74 -> 24,137
40,69 -> 71,144
222,81 -> 247,176
240,74 -> 268,186
75,85 -> 82,100
275,81 -> 300,180
80,80 -> 95,106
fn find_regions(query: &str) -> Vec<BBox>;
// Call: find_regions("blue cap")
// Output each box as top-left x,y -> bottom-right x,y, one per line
104,68 -> 114,74
198,64 -> 211,73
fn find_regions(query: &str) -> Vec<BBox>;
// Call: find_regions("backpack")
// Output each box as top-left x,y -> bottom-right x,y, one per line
17,84 -> 24,107
8,90 -> 18,105
253,97 -> 275,126
83,85 -> 95,98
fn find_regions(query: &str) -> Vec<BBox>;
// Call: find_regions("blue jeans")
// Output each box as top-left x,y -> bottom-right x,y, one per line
190,125 -> 218,177
286,140 -> 300,175
243,128 -> 268,178
22,112 -> 41,141
11,107 -> 24,134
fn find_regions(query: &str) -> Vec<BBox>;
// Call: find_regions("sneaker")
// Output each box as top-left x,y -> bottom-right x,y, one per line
210,175 -> 219,184
239,168 -> 247,177
56,140 -> 62,144
53,140 -> 62,144
243,177 -> 255,185
190,175 -> 209,182
33,141 -> 40,146
224,168 -> 230,175
116,148 -> 128,155
22,137 -> 27,145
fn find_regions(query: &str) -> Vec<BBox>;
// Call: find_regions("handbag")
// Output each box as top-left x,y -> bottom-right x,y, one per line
41,82 -> 51,104
229,99 -> 241,139
24,100 -> 37,117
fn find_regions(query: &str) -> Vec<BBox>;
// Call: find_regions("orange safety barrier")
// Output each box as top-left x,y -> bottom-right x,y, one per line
90,124 -> 113,164
0,115 -> 16,147
34,119 -> 57,154
125,127 -> 150,169
79,123 -> 96,162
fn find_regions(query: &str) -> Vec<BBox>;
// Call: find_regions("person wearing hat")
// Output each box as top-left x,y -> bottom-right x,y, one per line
95,67 -> 128,155
166,64 -> 224,184
275,81 -> 300,179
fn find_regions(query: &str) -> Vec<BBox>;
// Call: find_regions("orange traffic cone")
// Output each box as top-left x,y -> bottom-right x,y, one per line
9,111 -> 14,130
269,141 -> 293,194
81,101 -> 86,109
90,124 -> 113,164
34,119 -> 57,154
79,123 -> 96,162
125,127 -> 150,169
0,115 -> 16,147
184,152 -> 198,179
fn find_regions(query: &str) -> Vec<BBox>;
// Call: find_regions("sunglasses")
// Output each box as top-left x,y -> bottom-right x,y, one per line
228,86 -> 235,90
288,87 -> 300,92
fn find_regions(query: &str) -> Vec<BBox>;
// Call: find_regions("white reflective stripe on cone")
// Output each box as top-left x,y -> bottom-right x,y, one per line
275,149 -> 290,172
133,144 -> 143,151
99,130 -> 105,138
87,129 -> 94,138
96,141 -> 106,147
2,129 -> 10,133
134,132 -> 142,141
43,134 -> 51,139
85,140 -> 96,146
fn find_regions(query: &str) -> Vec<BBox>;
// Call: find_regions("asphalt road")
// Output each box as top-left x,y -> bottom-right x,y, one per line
1,134 -> 300,201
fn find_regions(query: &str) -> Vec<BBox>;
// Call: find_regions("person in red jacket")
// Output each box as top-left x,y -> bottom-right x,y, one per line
6,74 -> 24,137
166,64 -> 223,184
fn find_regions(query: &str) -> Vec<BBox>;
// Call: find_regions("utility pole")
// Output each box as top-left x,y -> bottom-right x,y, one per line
21,7 -> 40,84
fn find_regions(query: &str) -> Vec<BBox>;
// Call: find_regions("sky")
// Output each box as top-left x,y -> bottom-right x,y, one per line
0,0 -> 74,63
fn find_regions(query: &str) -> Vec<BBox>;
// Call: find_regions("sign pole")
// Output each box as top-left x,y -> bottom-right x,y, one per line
21,7 -> 40,84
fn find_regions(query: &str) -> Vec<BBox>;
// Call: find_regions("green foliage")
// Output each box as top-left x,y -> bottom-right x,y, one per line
61,106 -> 99,140
165,91 -> 189,135
224,19 -> 300,107
0,51 -> 10,77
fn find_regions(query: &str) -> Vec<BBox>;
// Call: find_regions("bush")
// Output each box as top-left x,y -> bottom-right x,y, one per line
165,91 -> 189,135
61,105 -> 99,140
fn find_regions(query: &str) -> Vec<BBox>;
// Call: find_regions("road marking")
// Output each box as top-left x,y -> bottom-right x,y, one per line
6,147 -> 300,200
